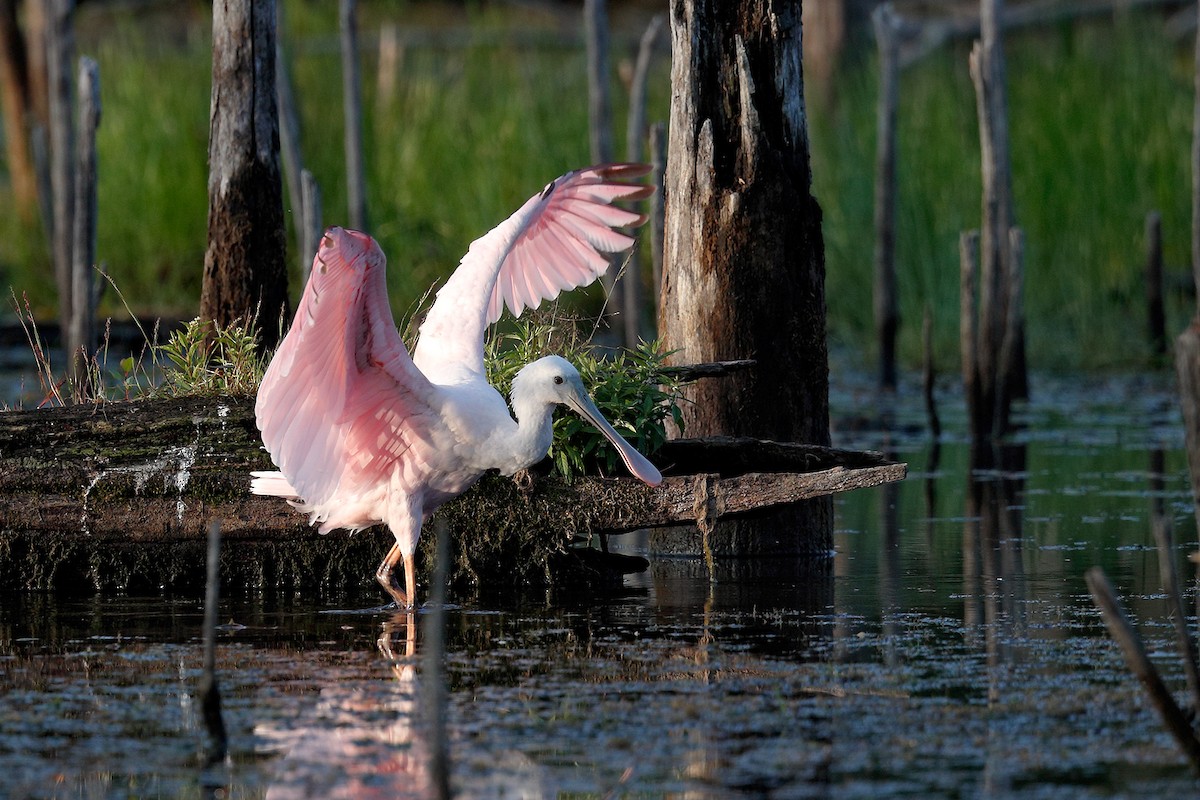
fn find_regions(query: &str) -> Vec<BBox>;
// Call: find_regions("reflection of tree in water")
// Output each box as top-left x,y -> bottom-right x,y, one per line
962,442 -> 1027,691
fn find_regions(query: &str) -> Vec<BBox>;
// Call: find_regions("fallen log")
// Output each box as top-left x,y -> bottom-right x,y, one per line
0,395 -> 905,596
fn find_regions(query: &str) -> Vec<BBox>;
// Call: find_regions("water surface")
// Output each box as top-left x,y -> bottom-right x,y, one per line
3,370 -> 1200,798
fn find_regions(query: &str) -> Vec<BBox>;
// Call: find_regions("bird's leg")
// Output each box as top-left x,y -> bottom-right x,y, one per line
403,553 -> 417,611
376,543 -> 410,608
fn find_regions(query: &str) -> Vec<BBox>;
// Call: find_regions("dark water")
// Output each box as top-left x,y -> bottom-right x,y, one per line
3,369 -> 1200,798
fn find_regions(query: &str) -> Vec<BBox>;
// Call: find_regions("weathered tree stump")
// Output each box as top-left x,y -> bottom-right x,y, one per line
200,0 -> 289,349
659,0 -> 832,557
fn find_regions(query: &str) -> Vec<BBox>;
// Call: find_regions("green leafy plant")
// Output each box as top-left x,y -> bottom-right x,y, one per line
485,316 -> 685,481
156,317 -> 266,397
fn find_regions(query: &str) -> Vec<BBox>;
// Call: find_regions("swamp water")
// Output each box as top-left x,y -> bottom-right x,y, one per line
3,370 -> 1200,798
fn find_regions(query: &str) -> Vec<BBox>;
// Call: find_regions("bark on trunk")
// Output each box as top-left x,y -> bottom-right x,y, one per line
200,0 -> 289,349
659,0 -> 831,555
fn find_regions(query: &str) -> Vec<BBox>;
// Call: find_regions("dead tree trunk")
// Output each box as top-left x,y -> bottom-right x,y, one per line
274,1 -> 306,270
620,13 -> 665,347
584,0 -> 620,333
584,0 -> 613,166
1146,211 -> 1166,358
340,0 -> 366,233
873,4 -> 901,392
200,0 -> 289,349
649,121 -> 667,319
0,0 -> 37,221
966,0 -> 1027,440
659,0 -> 831,555
68,56 -> 99,392
46,0 -> 75,343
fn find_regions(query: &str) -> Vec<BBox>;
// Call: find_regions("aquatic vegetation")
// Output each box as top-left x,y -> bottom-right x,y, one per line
98,310 -> 682,484
156,316 -> 265,398
485,316 -> 685,480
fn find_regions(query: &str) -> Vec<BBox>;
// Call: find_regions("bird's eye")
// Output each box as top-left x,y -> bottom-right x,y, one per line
553,375 -> 564,385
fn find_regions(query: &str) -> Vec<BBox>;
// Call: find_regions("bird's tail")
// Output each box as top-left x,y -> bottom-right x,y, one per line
250,471 -> 300,499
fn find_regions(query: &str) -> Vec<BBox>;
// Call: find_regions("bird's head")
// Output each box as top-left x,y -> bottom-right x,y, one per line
511,355 -> 662,486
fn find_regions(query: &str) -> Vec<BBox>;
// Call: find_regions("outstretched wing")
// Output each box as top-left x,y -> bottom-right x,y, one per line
255,227 -> 441,509
412,163 -> 652,381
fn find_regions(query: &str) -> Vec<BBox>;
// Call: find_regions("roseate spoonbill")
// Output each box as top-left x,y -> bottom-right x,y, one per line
251,164 -> 663,608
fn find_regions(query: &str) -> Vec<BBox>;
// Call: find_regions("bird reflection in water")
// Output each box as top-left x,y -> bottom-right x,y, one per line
261,613 -> 428,800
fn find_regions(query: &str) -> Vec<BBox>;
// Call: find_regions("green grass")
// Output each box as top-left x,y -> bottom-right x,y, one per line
0,4 -> 1194,371
813,14 -> 1196,370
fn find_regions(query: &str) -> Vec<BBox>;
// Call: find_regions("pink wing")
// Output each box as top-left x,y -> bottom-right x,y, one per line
413,164 -> 652,379
255,227 -> 441,508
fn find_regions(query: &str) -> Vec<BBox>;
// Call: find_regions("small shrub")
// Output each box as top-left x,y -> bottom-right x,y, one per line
485,316 -> 685,481
156,317 -> 265,397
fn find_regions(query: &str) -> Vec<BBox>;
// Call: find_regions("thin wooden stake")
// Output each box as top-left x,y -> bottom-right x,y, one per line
923,304 -> 940,440
995,226 -> 1024,437
873,3 -> 900,392
1146,210 -> 1166,357
198,520 -> 228,766
585,0 -> 617,326
340,0 -> 366,232
1152,515 -> 1200,714
626,14 -> 662,166
649,121 -> 666,318
69,55 -> 99,395
969,0 -> 1027,431
1086,566 -> 1200,771
584,0 -> 613,165
275,2 -> 306,273
618,12 -> 664,348
960,230 -> 981,441
46,0 -> 75,351
300,169 -> 322,286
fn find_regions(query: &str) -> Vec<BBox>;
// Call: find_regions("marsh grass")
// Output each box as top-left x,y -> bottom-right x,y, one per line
813,14 -> 1196,370
0,4 -> 1193,371
8,287 -> 160,407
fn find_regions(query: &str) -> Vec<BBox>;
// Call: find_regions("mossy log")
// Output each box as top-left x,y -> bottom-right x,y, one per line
0,396 -> 904,596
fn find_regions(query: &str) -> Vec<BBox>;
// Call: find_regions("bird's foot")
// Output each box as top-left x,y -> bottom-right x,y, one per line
375,570 -> 412,610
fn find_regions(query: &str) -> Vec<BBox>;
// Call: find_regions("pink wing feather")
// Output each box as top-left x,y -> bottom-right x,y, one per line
255,228 -> 440,509
413,164 -> 652,379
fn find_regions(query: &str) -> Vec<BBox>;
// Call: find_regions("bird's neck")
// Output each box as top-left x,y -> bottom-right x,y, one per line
502,395 -> 555,475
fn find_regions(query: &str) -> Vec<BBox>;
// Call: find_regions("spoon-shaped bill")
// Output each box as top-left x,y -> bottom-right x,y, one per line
563,392 -> 663,486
